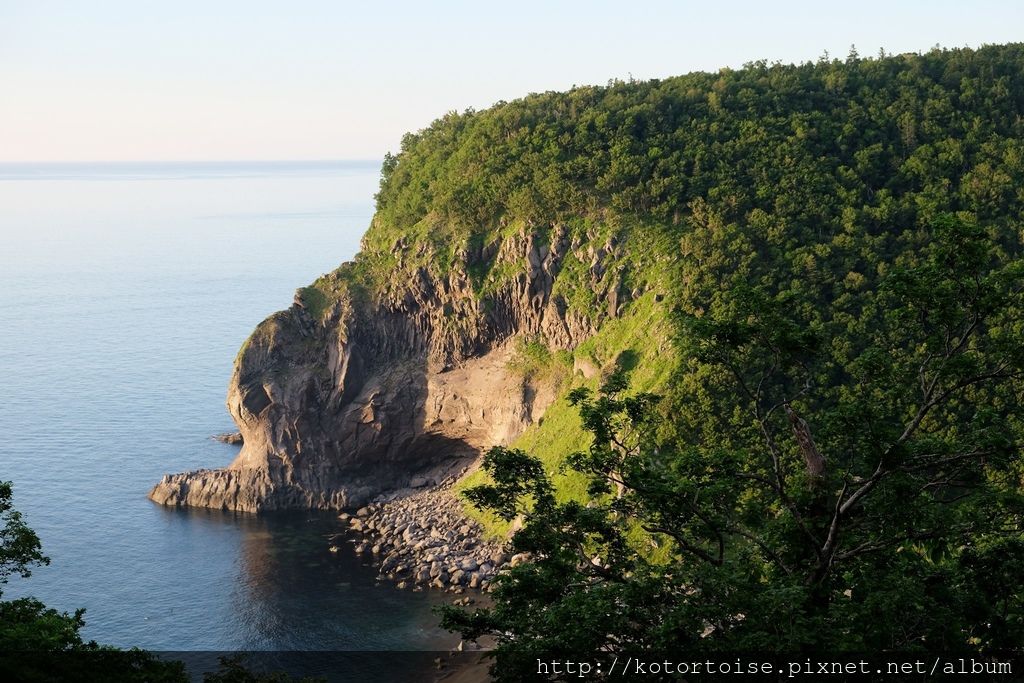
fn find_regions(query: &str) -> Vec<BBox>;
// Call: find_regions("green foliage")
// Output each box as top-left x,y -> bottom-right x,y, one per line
0,597 -> 87,651
0,480 -> 48,587
457,290 -> 675,540
463,447 -> 555,523
375,45 -> 1024,244
506,336 -> 570,385
295,285 -> 330,320
445,214 -> 1024,680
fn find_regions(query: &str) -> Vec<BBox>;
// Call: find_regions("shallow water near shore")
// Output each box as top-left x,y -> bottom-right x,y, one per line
0,161 -> 459,661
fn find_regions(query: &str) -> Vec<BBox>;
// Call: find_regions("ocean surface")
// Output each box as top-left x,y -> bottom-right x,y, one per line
0,162 -> 458,666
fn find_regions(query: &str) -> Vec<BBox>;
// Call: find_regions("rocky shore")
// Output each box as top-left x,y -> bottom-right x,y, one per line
331,480 -> 525,592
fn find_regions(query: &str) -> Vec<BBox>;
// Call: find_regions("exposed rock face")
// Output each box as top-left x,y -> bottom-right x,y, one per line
149,226 -> 605,512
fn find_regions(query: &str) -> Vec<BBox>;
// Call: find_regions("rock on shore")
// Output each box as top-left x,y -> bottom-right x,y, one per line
331,481 -> 527,592
213,431 -> 244,445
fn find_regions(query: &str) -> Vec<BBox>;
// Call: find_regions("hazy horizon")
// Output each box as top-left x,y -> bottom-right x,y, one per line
0,158 -> 381,164
3,0 -> 1023,163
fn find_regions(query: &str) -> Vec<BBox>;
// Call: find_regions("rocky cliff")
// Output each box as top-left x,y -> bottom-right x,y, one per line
149,225 -> 623,512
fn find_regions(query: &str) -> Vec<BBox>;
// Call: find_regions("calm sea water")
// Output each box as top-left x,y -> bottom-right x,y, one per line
0,162 -> 456,661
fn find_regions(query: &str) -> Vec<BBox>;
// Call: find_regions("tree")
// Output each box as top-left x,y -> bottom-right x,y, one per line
0,480 -> 48,588
443,215 -> 1024,680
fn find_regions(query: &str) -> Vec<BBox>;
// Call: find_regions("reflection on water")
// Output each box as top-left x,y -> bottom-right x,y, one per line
150,506 -> 457,650
153,508 -> 459,681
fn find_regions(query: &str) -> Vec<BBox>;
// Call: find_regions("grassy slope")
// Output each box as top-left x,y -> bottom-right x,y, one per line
455,290 -> 676,546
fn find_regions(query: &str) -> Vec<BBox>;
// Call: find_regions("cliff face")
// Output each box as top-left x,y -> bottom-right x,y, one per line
149,226 -> 606,511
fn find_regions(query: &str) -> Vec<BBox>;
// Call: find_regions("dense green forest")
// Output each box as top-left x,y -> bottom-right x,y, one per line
411,45 -> 1024,679
371,42 -> 1024,273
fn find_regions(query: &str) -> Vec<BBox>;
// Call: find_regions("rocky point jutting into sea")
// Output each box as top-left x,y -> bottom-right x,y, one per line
147,223 -> 634,511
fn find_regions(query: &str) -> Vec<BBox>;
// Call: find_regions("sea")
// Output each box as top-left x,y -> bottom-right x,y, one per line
0,161 -> 459,677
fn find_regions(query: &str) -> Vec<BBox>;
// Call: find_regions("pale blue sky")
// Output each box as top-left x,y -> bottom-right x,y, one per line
1,0 -> 1021,161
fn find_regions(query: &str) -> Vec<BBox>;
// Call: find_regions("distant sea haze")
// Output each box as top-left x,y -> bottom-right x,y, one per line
0,159 -> 380,181
0,161 -> 456,660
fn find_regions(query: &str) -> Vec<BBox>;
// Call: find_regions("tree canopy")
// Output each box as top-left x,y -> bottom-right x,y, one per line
374,44 -> 1024,240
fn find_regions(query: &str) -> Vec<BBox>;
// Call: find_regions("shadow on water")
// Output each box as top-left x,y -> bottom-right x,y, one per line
151,506 -> 461,681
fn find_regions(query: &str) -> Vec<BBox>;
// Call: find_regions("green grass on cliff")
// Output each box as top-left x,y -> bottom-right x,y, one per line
455,290 -> 675,557
296,285 -> 330,320
506,336 -> 572,386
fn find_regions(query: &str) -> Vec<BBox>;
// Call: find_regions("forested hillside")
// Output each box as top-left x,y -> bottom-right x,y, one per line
396,45 -> 1024,677
368,42 -> 1024,289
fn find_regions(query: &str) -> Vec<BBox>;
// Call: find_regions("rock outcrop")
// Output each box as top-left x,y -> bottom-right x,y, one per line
149,225 -> 614,512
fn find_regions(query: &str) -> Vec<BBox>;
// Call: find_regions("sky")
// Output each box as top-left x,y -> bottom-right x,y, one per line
1,0 -> 1022,162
